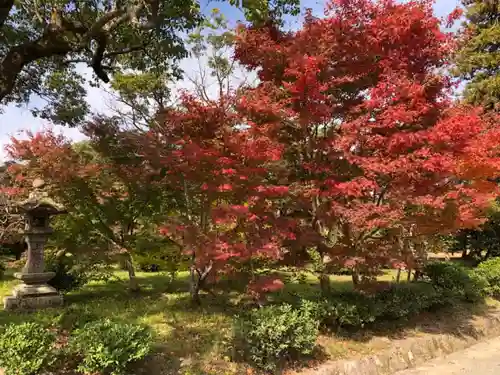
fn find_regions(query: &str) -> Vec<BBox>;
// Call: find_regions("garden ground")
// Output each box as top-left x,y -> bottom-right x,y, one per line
1,258 -> 498,375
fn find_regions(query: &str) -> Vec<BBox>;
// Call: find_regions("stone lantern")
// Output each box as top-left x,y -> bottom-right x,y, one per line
3,179 -> 66,311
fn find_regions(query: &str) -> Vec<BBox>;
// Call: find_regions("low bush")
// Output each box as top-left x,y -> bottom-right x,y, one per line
315,282 -> 441,330
318,291 -> 377,329
423,261 -> 484,302
374,282 -> 440,320
45,251 -> 89,292
70,319 -> 153,375
472,257 -> 500,297
45,250 -> 114,292
234,301 -> 319,371
0,322 -> 56,375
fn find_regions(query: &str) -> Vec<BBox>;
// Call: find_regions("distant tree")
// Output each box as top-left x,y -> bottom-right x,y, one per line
453,0 -> 500,111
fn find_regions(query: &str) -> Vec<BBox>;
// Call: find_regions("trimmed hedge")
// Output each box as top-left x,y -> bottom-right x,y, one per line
0,322 -> 56,375
423,261 -> 486,302
234,301 -> 319,371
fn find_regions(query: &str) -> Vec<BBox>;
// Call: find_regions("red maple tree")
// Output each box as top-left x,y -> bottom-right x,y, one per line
134,93 -> 292,303
234,0 -> 500,286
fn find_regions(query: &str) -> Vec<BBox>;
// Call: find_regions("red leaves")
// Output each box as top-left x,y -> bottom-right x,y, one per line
232,0 -> 500,275
446,7 -> 463,28
247,276 -> 285,295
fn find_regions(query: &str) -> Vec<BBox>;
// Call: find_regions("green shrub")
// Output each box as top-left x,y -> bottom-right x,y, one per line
316,282 -> 444,329
234,302 -> 319,371
45,250 -> 113,292
318,292 -> 377,329
70,319 -> 153,375
0,322 -> 56,375
45,251 -> 88,291
374,282 -> 440,320
423,261 -> 484,302
472,257 -> 500,297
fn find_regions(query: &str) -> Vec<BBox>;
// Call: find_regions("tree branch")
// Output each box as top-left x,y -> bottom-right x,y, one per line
0,0 -> 160,103
0,33 -> 74,103
104,44 -> 146,58
91,33 -> 110,83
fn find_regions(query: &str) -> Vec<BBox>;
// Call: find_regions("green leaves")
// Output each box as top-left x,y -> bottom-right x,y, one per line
0,320 -> 153,375
0,322 -> 56,375
0,0 -> 202,126
0,0 -> 301,126
70,319 -> 153,375
454,0 -> 500,111
225,0 -> 300,26
234,302 -> 319,370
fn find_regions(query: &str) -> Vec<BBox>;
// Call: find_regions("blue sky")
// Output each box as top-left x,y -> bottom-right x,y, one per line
0,0 -> 461,160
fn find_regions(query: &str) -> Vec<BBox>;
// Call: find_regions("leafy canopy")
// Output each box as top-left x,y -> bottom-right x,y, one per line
0,0 -> 300,127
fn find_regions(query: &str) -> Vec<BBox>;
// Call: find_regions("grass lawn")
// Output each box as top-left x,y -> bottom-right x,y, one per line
0,266 -> 496,375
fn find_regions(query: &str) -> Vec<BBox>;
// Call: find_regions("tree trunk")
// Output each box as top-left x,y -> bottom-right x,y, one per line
414,269 -> 421,282
352,270 -> 360,285
190,265 -> 201,305
462,248 -> 468,259
124,252 -> 140,292
396,268 -> 401,283
319,273 -> 331,295
407,267 -> 412,282
189,262 -> 213,306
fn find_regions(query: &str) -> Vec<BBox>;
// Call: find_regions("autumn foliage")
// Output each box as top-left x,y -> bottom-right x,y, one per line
233,0 -> 500,281
5,0 -> 500,297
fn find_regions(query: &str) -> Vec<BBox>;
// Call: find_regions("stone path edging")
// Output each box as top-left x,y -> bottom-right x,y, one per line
298,309 -> 500,375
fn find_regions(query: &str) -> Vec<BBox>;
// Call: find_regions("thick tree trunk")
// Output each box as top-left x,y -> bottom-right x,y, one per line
124,252 -> 140,292
462,248 -> 468,259
407,267 -> 412,282
319,273 -> 331,295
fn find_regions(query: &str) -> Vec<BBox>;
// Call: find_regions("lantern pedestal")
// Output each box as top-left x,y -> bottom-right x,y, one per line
4,272 -> 63,310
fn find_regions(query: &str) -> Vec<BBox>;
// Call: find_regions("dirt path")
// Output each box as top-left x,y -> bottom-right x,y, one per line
395,336 -> 500,375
